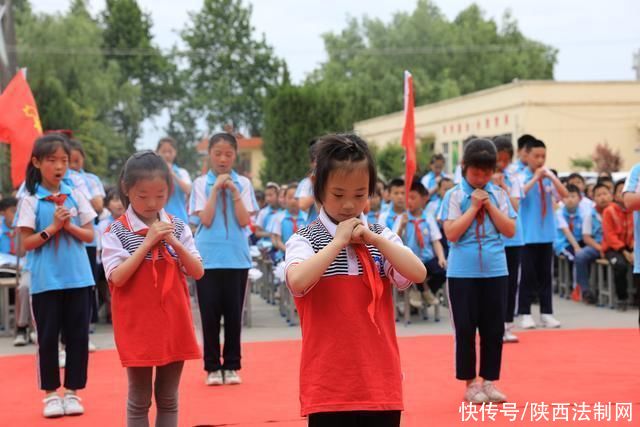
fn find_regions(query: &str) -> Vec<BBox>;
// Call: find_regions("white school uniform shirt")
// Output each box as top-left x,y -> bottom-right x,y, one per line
101,206 -> 201,281
284,208 -> 412,296
377,209 -> 403,234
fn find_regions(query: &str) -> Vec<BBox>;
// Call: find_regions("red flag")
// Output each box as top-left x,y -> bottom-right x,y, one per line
0,71 -> 43,188
401,71 -> 416,202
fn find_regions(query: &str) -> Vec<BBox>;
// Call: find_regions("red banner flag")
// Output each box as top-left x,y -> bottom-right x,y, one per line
401,71 -> 416,202
0,70 -> 43,188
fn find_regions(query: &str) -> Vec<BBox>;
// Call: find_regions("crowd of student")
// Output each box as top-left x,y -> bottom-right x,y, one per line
0,130 -> 638,426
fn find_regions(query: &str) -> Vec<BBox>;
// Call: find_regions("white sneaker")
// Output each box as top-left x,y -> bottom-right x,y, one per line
540,314 -> 561,328
205,371 -> 224,386
464,382 -> 489,404
519,314 -> 536,329
409,288 -> 424,309
43,395 -> 64,418
13,330 -> 28,346
58,350 -> 66,369
503,323 -> 519,343
30,331 -> 38,344
62,393 -> 84,416
423,289 -> 439,306
483,381 -> 508,403
88,340 -> 97,352
223,370 -> 242,385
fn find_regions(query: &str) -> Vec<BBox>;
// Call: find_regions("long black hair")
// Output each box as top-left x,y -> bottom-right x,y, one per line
118,150 -> 173,207
25,133 -> 71,195
312,133 -> 377,204
208,132 -> 238,152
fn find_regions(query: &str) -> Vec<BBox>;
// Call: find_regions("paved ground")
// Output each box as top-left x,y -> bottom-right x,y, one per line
1,291 -> 637,357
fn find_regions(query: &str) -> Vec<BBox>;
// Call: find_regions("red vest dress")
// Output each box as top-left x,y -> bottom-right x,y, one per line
109,215 -> 201,367
292,221 -> 404,416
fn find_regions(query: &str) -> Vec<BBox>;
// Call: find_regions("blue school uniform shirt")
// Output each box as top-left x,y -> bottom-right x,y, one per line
403,211 -> 442,262
272,209 -> 308,261
380,200 -> 392,213
0,217 -> 15,254
367,209 -> 381,226
502,169 -> 524,247
519,168 -> 559,244
191,169 -> 258,269
553,206 -> 584,255
623,163 -> 640,273
295,176 -> 318,222
76,169 -> 106,248
425,194 -> 442,220
438,179 -> 516,278
165,164 -> 191,223
420,171 -> 451,193
15,183 -> 96,294
582,205 -> 603,244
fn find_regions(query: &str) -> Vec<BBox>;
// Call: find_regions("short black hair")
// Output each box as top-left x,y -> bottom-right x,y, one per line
431,154 -> 445,164
388,178 -> 405,190
462,135 -> 477,148
567,173 -> 585,184
565,184 -> 581,196
409,179 -> 428,197
493,135 -> 514,157
517,134 -> 537,150
157,136 -> 178,152
264,182 -> 280,193
312,133 -> 377,204
438,177 -> 453,189
104,187 -> 120,207
0,197 -> 17,211
68,139 -> 86,158
592,183 -> 611,194
597,176 -> 614,186
119,150 -> 173,207
208,132 -> 238,152
525,138 -> 546,151
25,133 -> 72,195
254,189 -> 265,203
549,168 -> 558,177
614,178 -> 626,194
462,138 -> 497,172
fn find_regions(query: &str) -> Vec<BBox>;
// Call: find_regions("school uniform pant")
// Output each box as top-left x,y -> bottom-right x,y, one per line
16,270 -> 31,328
423,257 -> 446,293
126,362 -> 184,427
448,277 -> 507,381
31,286 -> 92,391
504,246 -> 522,323
196,268 -> 248,372
519,243 -> 554,315
604,249 -> 632,301
575,246 -> 600,292
308,410 -> 401,427
86,246 -> 99,324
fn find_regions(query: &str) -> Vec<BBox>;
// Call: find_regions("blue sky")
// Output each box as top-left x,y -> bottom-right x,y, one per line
30,0 -> 640,147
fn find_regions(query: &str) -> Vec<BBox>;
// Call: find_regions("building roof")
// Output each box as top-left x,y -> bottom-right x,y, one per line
196,136 -> 263,154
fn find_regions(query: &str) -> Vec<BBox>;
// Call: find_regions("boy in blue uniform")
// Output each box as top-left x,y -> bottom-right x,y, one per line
554,184 -> 585,259
272,184 -> 308,263
575,183 -> 611,303
378,178 -> 406,233
518,138 -> 568,329
399,180 -> 446,306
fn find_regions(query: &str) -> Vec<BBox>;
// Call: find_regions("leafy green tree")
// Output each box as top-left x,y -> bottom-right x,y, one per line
180,0 -> 284,135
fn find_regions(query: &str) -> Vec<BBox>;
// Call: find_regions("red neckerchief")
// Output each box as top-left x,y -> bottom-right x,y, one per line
538,179 -> 547,218
288,215 -> 298,233
5,228 -> 15,255
475,207 -> 486,270
220,188 -> 229,238
411,218 -> 425,249
44,193 -> 69,249
120,214 -> 177,307
352,242 -> 384,334
568,213 -> 575,233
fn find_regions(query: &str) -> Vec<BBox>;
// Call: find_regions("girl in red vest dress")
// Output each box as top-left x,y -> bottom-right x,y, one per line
285,134 -> 427,427
102,151 -> 204,427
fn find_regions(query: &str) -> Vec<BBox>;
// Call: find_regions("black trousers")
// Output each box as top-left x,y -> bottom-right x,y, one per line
605,249 -> 632,301
31,287 -> 92,391
85,246 -> 99,324
505,246 -> 522,323
308,411 -> 401,427
519,243 -> 554,315
196,268 -> 248,372
448,277 -> 507,381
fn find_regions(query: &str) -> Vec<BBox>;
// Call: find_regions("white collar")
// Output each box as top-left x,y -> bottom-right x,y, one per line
318,208 -> 368,237
125,205 -> 171,233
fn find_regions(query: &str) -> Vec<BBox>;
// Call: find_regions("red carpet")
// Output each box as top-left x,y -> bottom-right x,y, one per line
1,329 -> 638,426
